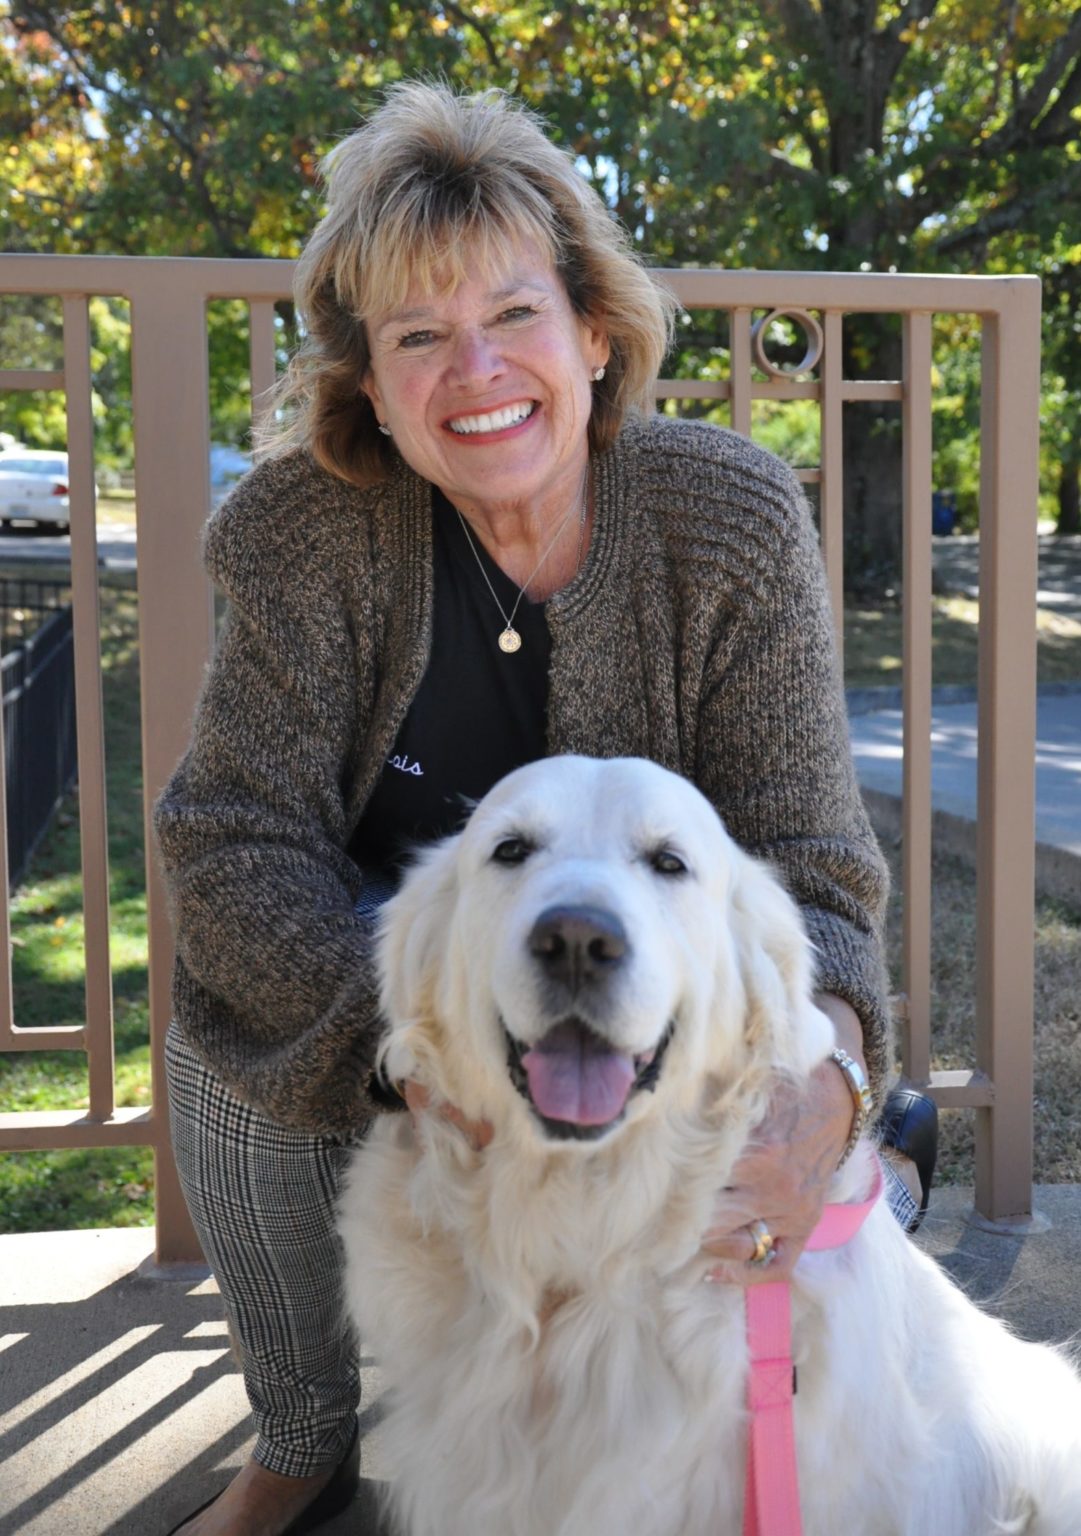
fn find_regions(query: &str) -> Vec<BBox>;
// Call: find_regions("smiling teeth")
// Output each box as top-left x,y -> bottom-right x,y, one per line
449,402 -> 534,435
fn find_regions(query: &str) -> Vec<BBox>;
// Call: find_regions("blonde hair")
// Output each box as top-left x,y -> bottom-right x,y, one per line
263,81 -> 676,484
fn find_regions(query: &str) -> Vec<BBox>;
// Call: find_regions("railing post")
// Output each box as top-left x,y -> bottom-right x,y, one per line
820,309 -> 845,659
973,280 -> 1042,1224
62,295 -> 116,1118
900,312 -> 933,1085
128,271 -> 217,1264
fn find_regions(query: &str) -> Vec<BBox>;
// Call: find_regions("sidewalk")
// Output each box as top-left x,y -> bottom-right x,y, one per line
3,1190 -> 1081,1536
849,684 -> 1081,905
0,1230 -> 385,1536
848,532 -> 1081,905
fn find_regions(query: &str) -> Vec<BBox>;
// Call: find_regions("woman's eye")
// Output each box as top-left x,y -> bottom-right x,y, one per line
397,329 -> 437,349
492,836 -> 534,866
650,848 -> 688,877
498,305 -> 536,323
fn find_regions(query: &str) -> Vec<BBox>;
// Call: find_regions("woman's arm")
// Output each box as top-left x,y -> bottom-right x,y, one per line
153,466 -> 392,1135
692,453 -> 892,1104
683,444 -> 889,1280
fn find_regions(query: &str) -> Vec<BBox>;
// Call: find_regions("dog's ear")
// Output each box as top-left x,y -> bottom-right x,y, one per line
728,850 -> 835,1079
374,836 -> 462,1086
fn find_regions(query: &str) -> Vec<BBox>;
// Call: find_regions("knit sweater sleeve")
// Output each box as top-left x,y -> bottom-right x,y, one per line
690,445 -> 893,1102
152,457 -> 393,1134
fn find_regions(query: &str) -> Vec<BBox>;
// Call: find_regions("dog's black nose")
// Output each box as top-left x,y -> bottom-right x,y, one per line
528,905 -> 627,990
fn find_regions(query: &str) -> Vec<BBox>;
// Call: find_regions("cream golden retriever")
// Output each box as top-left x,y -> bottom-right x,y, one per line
339,755 -> 1081,1536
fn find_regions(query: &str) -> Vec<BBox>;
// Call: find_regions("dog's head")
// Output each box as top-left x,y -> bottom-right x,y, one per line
376,756 -> 833,1146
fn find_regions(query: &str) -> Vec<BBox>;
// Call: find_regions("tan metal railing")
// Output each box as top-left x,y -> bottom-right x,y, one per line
0,256 -> 1042,1258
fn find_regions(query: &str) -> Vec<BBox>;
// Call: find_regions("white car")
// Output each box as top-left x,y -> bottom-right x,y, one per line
0,449 -> 77,532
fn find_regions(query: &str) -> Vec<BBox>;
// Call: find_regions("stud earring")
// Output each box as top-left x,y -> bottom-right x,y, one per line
378,422 -> 392,436
592,366 -> 606,382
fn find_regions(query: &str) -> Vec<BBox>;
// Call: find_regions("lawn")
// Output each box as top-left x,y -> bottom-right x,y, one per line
97,488 -> 137,528
872,826 -> 1081,1188
0,573 -> 156,1230
1,555 -> 1079,1230
845,593 -> 1081,689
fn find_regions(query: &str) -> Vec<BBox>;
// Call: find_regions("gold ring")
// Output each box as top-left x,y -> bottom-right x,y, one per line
747,1219 -> 776,1268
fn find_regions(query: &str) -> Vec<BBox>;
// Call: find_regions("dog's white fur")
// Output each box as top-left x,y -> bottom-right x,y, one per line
339,756 -> 1081,1536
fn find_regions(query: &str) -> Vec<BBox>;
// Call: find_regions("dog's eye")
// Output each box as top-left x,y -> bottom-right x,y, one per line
650,847 -> 688,877
491,836 -> 534,866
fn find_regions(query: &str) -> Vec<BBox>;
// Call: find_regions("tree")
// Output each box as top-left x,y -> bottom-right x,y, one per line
514,2 -> 1081,588
3,1 -> 1079,585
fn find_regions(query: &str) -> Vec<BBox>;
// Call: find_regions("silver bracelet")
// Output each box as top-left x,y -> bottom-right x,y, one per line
829,1047 -> 874,1167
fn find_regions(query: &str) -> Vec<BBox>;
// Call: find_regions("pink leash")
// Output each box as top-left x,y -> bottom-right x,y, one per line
741,1158 -> 884,1536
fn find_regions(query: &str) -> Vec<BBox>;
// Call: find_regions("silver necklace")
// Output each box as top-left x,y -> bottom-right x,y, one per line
454,476 -> 589,654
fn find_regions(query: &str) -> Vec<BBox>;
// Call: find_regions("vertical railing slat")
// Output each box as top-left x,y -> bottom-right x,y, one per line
129,272 -> 216,1264
63,296 -> 116,1120
0,599 -> 12,1041
820,310 -> 845,658
974,292 -> 1041,1222
249,299 -> 278,456
729,309 -> 752,438
901,312 -> 933,1085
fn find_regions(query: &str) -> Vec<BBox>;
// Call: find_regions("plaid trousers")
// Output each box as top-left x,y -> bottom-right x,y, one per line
165,1021 -> 363,1477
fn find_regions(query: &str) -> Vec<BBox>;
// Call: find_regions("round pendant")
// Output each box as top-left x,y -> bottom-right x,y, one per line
498,627 -> 522,654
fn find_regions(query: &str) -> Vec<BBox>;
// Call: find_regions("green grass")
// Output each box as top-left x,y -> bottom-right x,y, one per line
0,574 -> 155,1231
97,491 -> 137,527
1,557 -> 1079,1231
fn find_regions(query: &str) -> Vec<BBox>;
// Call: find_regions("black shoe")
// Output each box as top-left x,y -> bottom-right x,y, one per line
165,1417 -> 360,1536
879,1085 -> 938,1232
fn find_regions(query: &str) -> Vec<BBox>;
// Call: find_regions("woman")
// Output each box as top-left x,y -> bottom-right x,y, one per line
155,82 -> 933,1536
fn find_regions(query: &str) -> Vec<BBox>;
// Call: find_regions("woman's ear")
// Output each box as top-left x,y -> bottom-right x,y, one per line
360,366 -> 385,423
583,317 -> 610,376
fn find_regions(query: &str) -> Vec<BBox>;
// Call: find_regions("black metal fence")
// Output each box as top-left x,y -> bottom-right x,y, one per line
1,581 -> 77,888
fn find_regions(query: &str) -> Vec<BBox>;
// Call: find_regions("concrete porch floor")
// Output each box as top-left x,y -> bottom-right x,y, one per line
3,1186 -> 1081,1536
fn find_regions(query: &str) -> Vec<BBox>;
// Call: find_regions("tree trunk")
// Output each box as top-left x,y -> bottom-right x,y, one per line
1058,456 -> 1080,535
840,318 -> 904,600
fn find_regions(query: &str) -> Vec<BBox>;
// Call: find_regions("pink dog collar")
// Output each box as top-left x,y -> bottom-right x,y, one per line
742,1157 -> 884,1536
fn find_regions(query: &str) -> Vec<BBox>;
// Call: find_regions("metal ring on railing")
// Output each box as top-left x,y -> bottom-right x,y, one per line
750,308 -> 824,378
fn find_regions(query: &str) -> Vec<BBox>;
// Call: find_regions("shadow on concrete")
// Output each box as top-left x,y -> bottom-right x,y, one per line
914,1185 -> 1081,1353
0,1230 -> 388,1535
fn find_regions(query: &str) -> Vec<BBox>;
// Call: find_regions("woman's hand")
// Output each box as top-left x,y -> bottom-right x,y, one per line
700,995 -> 862,1287
401,1080 -> 494,1151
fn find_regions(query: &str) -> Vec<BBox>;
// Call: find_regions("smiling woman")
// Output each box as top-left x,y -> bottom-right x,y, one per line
152,82 -> 908,1536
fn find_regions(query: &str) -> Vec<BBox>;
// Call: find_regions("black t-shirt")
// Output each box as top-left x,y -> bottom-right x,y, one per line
349,490 -> 551,874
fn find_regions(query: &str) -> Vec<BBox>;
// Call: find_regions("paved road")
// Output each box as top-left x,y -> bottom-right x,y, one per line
0,519 -> 136,572
848,532 -> 1081,879
850,687 -> 1081,859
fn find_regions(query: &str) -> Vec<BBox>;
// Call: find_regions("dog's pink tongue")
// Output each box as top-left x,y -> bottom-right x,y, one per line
521,1021 -> 636,1126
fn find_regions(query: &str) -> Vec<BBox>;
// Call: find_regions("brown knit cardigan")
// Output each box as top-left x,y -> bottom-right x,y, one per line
154,412 -> 891,1136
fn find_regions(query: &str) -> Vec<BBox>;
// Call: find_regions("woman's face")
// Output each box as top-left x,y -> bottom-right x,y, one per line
362,240 -> 609,520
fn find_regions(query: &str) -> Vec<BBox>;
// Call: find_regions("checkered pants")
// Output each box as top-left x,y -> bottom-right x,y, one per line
165,1021 -> 363,1477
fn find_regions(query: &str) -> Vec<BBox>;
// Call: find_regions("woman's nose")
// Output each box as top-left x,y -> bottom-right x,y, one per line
448,328 -> 504,385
